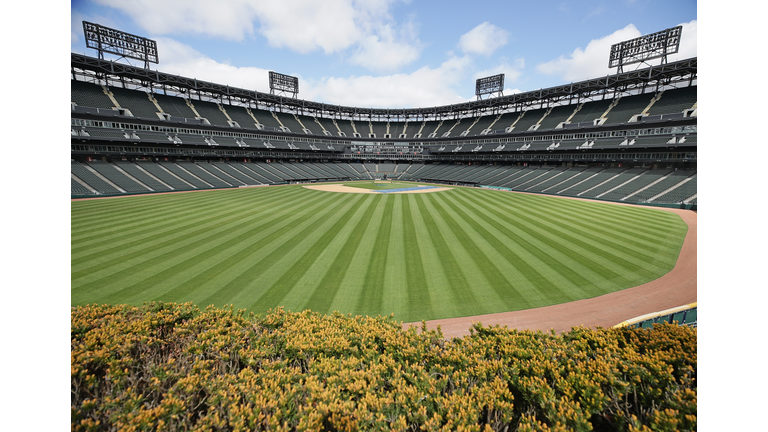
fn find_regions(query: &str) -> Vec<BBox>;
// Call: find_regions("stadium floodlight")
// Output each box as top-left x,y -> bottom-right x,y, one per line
82,21 -> 158,69
609,26 -> 682,73
475,74 -> 504,100
269,71 -> 299,98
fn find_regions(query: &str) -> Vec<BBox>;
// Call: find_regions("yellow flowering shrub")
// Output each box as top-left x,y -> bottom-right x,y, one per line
72,303 -> 696,431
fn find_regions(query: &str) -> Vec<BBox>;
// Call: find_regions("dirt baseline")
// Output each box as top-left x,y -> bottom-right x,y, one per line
403,206 -> 697,338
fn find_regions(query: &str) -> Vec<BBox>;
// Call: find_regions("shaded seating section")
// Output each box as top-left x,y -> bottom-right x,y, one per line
159,162 -> 213,188
564,99 -> 613,127
190,100 -> 231,127
647,87 -> 697,115
72,159 -> 696,205
250,108 -> 284,131
71,81 -> 114,109
546,166 -> 605,195
577,167 -> 649,199
599,168 -> 673,202
72,177 -> 96,195
507,107 -> 548,132
229,162 -> 274,184
463,114 -> 498,136
369,121 -> 388,138
275,112 -> 305,134
114,161 -> 173,192
648,172 -> 697,204
197,162 -> 246,185
348,163 -> 372,179
556,167 -> 627,196
536,105 -> 577,131
603,93 -> 654,124
86,160 -> 150,193
108,87 -> 160,120
211,162 -> 263,185
153,93 -> 197,119
246,163 -> 285,183
175,161 -> 232,188
297,114 -> 323,135
335,119 -> 357,137
72,161 -> 122,194
389,121 -> 408,138
525,167 -> 586,193
136,161 -> 196,190
258,162 -> 301,182
313,117 -> 339,136
225,106 -> 259,130
618,168 -> 691,203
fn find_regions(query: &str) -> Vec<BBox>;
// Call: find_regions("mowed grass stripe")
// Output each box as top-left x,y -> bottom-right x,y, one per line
400,195 -> 433,321
413,194 -> 483,318
324,197 -> 388,316
300,195 -> 380,313
265,195 -> 378,314
407,194 -> 459,317
73,189 -> 334,305
355,196 -> 396,316
381,197 -> 408,320
471,192 -> 651,282
448,191 -> 591,303
71,188 -> 319,282
433,192 -> 545,311
71,187 -> 306,261
457,190 -> 669,294
420,193 -> 510,313
520,193 -> 685,247
71,188 -> 309,275
466,191 -> 636,293
472,190 -> 681,280
71,184 -> 690,321
71,188 -> 292,244
95,189 -> 339,306
247,194 -> 369,312
444,191 -> 574,307
193,192 -> 356,309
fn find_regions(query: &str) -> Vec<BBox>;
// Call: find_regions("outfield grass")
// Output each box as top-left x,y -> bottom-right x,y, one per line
71,184 -> 688,322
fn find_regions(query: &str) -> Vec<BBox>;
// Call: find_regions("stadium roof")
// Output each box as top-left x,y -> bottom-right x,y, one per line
72,53 -> 696,121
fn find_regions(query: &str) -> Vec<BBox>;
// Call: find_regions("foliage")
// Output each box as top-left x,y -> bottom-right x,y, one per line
72,303 -> 696,431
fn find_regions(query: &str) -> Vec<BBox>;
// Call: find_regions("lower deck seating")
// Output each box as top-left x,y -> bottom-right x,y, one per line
71,160 -> 696,205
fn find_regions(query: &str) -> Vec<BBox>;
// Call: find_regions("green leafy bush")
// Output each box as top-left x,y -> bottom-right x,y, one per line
72,303 -> 696,431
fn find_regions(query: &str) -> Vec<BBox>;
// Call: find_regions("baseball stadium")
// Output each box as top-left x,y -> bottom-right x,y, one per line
71,16 -> 697,431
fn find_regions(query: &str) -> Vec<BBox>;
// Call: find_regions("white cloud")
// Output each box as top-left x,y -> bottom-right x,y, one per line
536,21 -> 698,83
135,38 -> 470,108
302,55 -> 475,108
348,19 -> 423,72
473,58 -> 525,84
153,38 -> 271,93
536,24 -> 641,82
671,20 -> 698,62
93,0 -> 260,41
91,0 -> 422,72
458,22 -> 509,56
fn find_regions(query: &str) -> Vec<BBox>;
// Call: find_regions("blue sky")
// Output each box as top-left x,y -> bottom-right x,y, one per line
70,0 -> 696,108
70,0 -> 697,108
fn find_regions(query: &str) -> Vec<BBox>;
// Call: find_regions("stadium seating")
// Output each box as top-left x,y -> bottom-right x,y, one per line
108,87 -> 161,120
113,161 -> 173,192
71,81 -> 115,110
153,93 -> 198,119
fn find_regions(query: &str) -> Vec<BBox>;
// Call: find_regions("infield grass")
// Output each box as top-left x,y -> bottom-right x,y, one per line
71,184 -> 688,322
